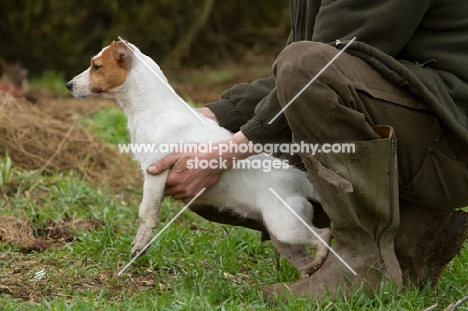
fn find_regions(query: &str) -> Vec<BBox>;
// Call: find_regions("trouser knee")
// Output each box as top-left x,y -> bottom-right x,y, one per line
274,41 -> 339,105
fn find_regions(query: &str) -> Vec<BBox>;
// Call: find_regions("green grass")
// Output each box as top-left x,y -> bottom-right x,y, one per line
29,71 -> 71,97
76,108 -> 129,145
1,109 -> 467,310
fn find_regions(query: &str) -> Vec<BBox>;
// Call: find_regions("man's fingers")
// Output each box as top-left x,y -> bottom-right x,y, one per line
147,153 -> 181,175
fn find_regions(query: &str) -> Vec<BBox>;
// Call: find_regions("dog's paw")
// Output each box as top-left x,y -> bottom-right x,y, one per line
130,237 -> 152,258
130,244 -> 148,259
130,229 -> 154,258
302,259 -> 324,277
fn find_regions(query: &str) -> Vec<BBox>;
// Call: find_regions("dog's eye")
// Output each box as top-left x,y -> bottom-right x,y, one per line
92,64 -> 101,71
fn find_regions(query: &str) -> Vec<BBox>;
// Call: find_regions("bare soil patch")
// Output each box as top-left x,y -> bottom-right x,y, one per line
0,215 -> 103,252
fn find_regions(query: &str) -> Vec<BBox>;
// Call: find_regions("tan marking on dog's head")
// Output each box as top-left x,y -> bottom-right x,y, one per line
89,41 -> 133,94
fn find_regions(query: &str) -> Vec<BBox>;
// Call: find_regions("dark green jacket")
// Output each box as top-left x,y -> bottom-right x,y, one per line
206,0 -> 468,144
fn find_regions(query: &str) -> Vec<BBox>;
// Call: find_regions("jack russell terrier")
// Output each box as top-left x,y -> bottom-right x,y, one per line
66,41 -> 331,277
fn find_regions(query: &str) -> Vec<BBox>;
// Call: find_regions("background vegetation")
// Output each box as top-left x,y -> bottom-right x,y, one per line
0,0 -> 290,77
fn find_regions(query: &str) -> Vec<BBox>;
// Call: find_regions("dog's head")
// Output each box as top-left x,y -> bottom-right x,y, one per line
66,41 -> 134,98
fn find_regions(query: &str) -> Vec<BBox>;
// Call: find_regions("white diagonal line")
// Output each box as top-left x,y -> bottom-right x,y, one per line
117,188 -> 206,277
268,37 -> 356,125
268,187 -> 357,275
118,36 -> 207,125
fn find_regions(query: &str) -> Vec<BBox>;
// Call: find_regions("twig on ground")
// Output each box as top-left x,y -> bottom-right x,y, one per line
444,295 -> 468,311
421,303 -> 437,311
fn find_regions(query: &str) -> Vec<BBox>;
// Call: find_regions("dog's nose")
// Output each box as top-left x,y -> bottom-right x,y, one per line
65,81 -> 73,91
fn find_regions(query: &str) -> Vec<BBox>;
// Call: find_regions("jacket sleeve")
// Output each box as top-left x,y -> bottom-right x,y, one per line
205,76 -> 290,143
205,76 -> 275,133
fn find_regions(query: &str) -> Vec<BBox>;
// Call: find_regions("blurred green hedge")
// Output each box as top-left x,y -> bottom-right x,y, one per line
0,0 -> 290,77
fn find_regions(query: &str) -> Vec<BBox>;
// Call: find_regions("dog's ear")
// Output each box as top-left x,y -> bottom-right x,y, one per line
111,41 -> 132,68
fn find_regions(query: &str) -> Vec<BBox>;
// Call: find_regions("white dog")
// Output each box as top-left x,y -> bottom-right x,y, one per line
66,41 -> 331,276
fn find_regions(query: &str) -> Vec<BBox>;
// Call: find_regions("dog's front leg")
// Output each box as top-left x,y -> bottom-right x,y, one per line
131,172 -> 168,258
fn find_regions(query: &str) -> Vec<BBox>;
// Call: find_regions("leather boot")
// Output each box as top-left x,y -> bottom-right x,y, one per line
263,126 -> 402,300
396,199 -> 468,287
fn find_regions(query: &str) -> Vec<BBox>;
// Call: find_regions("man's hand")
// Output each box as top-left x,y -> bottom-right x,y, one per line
147,151 -> 223,203
196,107 -> 218,123
146,131 -> 256,203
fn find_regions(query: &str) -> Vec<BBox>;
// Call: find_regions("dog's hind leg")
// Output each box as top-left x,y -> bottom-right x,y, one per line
263,196 -> 331,277
131,172 -> 168,258
303,228 -> 332,276
271,234 -> 315,277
